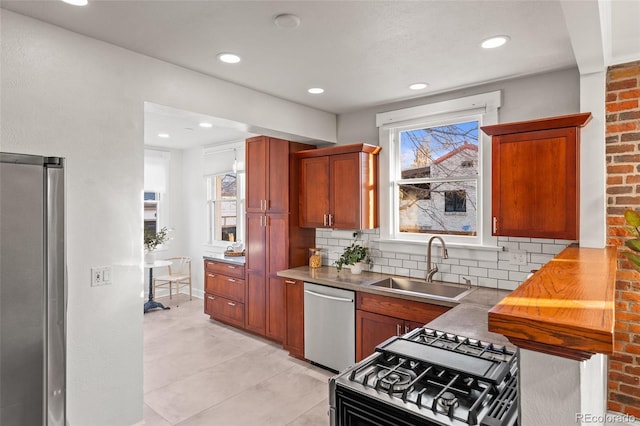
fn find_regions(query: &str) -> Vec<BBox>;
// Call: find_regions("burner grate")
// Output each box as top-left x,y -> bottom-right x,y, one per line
481,373 -> 518,426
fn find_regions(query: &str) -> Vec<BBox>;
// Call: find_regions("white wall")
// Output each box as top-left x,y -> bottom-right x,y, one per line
1,10 -> 336,425
337,67 -> 580,145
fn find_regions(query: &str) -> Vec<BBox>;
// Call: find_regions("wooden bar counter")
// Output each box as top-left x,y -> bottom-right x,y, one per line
488,244 -> 616,360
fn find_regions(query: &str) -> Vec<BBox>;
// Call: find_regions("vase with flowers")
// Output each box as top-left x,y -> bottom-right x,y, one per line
144,226 -> 169,263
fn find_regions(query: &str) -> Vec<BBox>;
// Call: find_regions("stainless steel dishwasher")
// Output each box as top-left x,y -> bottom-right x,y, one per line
303,282 -> 355,372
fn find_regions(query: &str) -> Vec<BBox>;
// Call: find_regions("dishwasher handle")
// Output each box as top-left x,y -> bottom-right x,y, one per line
304,289 -> 353,303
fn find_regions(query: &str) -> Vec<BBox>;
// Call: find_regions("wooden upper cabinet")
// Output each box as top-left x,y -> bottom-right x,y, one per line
297,143 -> 380,230
481,113 -> 591,240
246,136 -> 290,213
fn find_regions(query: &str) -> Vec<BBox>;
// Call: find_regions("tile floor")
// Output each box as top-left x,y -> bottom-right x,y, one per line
143,296 -> 333,426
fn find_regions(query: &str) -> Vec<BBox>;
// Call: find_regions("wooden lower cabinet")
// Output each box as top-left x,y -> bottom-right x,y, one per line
283,278 -> 305,359
204,259 -> 246,329
355,292 -> 450,361
266,277 -> 285,341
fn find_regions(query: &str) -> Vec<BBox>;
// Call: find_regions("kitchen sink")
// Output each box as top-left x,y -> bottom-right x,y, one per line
370,277 -> 473,301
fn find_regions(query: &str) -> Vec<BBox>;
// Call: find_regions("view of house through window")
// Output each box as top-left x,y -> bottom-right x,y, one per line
397,120 -> 479,236
206,173 -> 240,243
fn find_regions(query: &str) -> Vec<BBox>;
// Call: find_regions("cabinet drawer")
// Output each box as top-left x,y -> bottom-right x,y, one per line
205,272 -> 245,302
205,260 -> 245,279
206,293 -> 245,328
356,292 -> 450,324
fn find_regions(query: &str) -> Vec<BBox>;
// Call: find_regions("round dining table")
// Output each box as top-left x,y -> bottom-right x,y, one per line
144,259 -> 172,313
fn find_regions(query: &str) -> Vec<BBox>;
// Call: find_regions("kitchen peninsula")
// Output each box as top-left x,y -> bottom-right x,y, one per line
489,244 -> 616,425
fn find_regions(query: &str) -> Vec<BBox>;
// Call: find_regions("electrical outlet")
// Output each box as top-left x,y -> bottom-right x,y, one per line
91,266 -> 112,286
509,250 -> 527,266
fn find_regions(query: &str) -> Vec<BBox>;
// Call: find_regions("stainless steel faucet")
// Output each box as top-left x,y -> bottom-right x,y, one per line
426,236 -> 448,282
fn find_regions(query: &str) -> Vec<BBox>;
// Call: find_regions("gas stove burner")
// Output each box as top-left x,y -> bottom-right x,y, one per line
376,368 -> 417,393
437,391 -> 459,408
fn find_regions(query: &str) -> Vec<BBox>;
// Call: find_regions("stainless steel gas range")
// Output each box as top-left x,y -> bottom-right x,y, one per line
329,327 -> 519,426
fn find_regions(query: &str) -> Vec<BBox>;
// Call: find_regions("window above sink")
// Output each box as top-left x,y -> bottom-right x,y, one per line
376,91 -> 501,249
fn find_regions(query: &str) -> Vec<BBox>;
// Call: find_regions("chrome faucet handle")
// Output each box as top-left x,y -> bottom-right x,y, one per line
442,248 -> 449,259
462,277 -> 471,286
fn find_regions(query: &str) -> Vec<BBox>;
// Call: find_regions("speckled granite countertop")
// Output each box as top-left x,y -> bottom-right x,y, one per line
203,254 -> 245,265
277,265 -> 512,346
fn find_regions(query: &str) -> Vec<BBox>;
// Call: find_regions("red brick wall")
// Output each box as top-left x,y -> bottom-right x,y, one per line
606,60 -> 640,417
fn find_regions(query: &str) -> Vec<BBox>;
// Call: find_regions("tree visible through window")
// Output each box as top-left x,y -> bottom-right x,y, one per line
397,120 -> 478,236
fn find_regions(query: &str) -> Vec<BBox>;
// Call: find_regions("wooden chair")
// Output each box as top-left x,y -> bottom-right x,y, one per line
153,257 -> 192,306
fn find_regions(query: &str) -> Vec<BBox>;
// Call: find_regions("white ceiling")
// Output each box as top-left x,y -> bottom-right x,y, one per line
3,0 -> 638,149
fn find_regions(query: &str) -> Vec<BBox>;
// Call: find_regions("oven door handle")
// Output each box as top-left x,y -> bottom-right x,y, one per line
304,289 -> 353,303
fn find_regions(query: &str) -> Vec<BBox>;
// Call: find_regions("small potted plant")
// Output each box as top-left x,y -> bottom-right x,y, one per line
144,226 -> 169,263
335,234 -> 373,274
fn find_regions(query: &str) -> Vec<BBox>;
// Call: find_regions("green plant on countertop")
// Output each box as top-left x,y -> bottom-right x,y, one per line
144,226 -> 169,252
335,233 -> 373,272
623,209 -> 640,271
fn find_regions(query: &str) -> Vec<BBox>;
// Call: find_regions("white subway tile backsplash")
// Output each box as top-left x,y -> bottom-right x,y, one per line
451,265 -> 469,275
488,269 -> 509,280
388,259 -> 403,267
530,253 -> 554,264
313,230 -> 572,290
469,267 -> 488,277
478,277 -> 498,288
403,260 -> 418,270
520,242 -> 542,252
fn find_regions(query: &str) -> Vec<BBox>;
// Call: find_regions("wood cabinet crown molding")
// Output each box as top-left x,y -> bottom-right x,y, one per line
295,142 -> 381,158
488,245 -> 616,361
480,112 -> 592,136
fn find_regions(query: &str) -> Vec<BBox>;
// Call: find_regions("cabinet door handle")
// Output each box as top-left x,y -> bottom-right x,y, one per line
227,278 -> 237,283
405,325 -> 410,334
328,214 -> 333,227
323,214 -> 327,227
493,217 -> 497,233
396,324 -> 401,336
226,265 -> 236,270
227,302 -> 236,307
285,280 -> 296,285
207,273 -> 216,278
207,295 -> 215,300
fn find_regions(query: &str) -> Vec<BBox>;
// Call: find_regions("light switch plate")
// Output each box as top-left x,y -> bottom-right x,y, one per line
91,266 -> 112,286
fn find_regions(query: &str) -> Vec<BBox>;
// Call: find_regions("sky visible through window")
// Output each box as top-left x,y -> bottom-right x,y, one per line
400,120 -> 478,171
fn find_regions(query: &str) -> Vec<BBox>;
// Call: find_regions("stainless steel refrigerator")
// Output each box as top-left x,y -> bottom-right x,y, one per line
1,152 -> 66,425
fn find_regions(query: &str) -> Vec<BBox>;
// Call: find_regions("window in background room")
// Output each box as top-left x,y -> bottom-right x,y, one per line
396,119 -> 479,237
144,149 -> 169,234
144,191 -> 161,233
206,172 -> 244,244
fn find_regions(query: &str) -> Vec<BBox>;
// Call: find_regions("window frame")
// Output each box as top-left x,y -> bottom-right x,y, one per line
205,171 -> 245,246
376,91 -> 501,250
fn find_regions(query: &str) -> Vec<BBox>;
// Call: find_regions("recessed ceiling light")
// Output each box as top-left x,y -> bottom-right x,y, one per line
199,122 -> 213,128
274,13 -> 301,29
217,53 -> 241,64
409,83 -> 429,90
158,133 -> 170,138
308,88 -> 324,94
481,35 -> 510,49
61,0 -> 88,5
